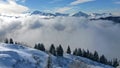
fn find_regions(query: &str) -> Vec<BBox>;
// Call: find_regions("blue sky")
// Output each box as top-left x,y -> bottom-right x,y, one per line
22,0 -> 120,14
0,0 -> 120,14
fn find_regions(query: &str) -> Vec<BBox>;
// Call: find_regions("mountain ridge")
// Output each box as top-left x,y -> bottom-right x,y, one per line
31,10 -> 113,18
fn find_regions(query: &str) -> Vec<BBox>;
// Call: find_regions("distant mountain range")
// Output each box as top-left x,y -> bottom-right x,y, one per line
31,10 -> 112,18
31,10 -> 69,17
30,10 -> 120,23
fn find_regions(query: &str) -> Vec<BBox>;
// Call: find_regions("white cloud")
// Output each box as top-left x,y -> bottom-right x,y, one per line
55,7 -> 73,13
114,1 -> 120,4
112,12 -> 120,16
0,0 -> 29,14
70,0 -> 94,6
52,0 -> 95,13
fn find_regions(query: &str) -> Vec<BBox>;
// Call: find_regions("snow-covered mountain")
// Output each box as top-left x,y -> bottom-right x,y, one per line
31,10 -> 89,17
90,13 -> 112,18
31,10 -> 56,17
0,43 -> 114,68
72,11 -> 89,18
31,10 -> 114,19
31,10 -> 69,17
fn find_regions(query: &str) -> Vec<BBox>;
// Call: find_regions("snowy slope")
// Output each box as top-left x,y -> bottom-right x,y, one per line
50,54 -> 114,68
0,43 -> 114,68
0,43 -> 48,68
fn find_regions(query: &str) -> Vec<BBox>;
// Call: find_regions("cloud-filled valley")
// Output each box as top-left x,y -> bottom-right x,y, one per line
0,14 -> 120,59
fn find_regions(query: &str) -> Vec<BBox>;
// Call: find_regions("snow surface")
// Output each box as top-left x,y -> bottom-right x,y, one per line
0,43 -> 114,68
0,43 -> 48,68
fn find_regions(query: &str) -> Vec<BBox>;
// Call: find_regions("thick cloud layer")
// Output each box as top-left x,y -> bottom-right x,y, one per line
0,15 -> 120,59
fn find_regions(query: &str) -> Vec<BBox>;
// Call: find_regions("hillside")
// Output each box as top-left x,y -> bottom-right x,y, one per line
0,43 -> 114,68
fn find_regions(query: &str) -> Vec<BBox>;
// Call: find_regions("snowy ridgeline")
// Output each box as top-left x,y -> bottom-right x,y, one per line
0,43 -> 114,68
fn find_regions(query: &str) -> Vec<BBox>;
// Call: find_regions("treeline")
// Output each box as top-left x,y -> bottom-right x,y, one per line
4,38 -> 29,47
34,43 -> 119,68
72,48 -> 119,67
3,38 -> 119,67
34,43 -> 63,56
4,38 -> 14,44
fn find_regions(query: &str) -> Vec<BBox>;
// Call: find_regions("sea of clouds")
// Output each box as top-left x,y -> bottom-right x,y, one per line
0,14 -> 120,59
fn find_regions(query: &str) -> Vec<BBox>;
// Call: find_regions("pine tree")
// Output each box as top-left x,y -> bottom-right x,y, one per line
82,49 -> 87,57
112,58 -> 119,67
4,38 -> 8,43
34,44 -> 38,49
93,51 -> 99,62
100,55 -> 107,64
66,45 -> 71,54
89,52 -> 94,60
10,38 -> 14,44
15,42 -> 18,44
77,48 -> 82,56
73,48 -> 78,56
49,44 -> 56,56
37,43 -> 41,50
40,43 -> 45,51
86,49 -> 90,58
37,43 -> 45,51
56,45 -> 64,56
